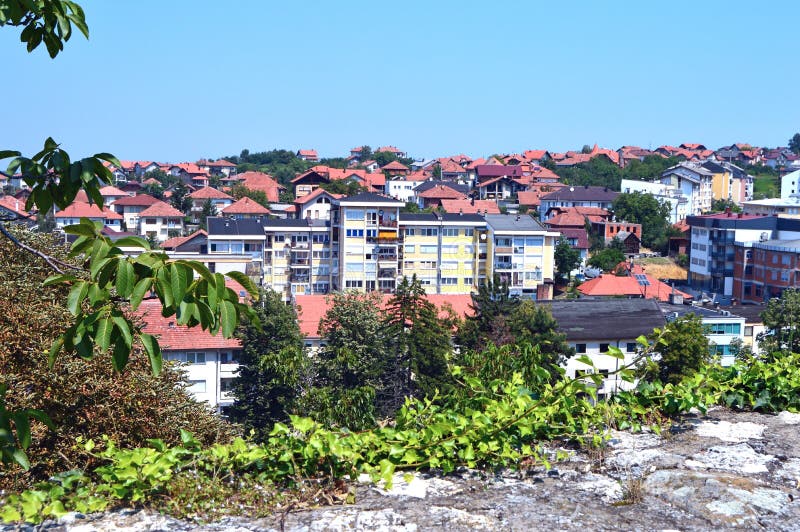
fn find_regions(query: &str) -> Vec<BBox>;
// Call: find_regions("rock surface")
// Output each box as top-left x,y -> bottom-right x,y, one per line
8,408 -> 800,531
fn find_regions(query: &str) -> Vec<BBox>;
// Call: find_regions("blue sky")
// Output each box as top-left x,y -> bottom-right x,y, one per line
2,1 -> 799,162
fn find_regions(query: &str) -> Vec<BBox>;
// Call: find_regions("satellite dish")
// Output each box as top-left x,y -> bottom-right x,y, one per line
480,233 -> 487,241
570,186 -> 575,192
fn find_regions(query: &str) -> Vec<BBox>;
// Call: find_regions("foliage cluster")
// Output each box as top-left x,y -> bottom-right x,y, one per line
0,227 -> 235,491
553,156 -> 680,191
612,191 -> 678,253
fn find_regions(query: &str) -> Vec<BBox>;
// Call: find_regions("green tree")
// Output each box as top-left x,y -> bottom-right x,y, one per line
758,289 -> 800,358
382,276 -> 453,410
788,133 -> 800,155
320,179 -> 366,196
640,314 -> 710,384
142,181 -> 164,200
227,289 -> 308,441
507,300 -> 574,378
358,145 -> 373,161
300,291 -> 386,429
373,151 -> 399,167
710,198 -> 742,213
612,191 -> 672,252
169,181 -> 192,215
555,157 -> 622,190
432,164 -> 442,179
554,236 -> 581,282
588,246 -> 625,272
456,274 -> 520,351
229,183 -> 271,208
198,198 -> 215,230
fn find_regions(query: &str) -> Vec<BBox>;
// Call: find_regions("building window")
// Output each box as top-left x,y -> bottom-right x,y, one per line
464,229 -> 474,237
421,228 -> 438,236
744,326 -> 753,337
220,378 -> 235,393
145,218 -> 156,224
420,245 -> 437,254
442,228 -> 459,237
345,280 -> 363,288
441,277 -> 458,285
463,277 -> 473,285
575,343 -> 587,353
346,229 -> 364,238
626,342 -> 637,353
405,228 -> 415,236
599,343 -> 610,353
404,244 -> 415,253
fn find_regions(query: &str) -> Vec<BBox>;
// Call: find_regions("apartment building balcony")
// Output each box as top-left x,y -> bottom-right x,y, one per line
378,268 -> 397,279
494,246 -> 513,254
377,253 -> 398,262
290,273 -> 310,283
379,217 -> 398,229
290,257 -> 310,267
290,241 -> 309,249
376,235 -> 400,244
494,263 -> 512,270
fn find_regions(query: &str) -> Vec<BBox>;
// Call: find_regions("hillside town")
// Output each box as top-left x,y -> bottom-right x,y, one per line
2,139 -> 799,409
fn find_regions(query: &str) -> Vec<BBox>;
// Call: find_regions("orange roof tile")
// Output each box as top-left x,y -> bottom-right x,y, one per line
112,193 -> 161,207
417,185 -> 468,200
99,185 -> 128,197
577,273 -> 691,302
136,299 -> 241,350
439,199 -> 501,214
222,196 -> 271,214
138,201 -> 185,218
55,201 -> 123,220
0,195 -> 36,220
381,160 -> 410,171
188,187 -> 234,200
161,229 -> 207,250
238,171 -> 284,203
294,293 -> 473,338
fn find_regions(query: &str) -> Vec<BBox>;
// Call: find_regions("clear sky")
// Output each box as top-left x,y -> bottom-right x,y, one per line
2,0 -> 799,162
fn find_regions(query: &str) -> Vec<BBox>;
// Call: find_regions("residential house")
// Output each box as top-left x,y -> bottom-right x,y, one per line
741,196 -> 800,217
207,217 -> 266,280
539,186 -> 618,221
0,195 -> 36,224
381,160 -> 411,177
660,302 -> 745,366
137,299 -> 241,410
198,159 -> 237,177
416,184 -> 468,209
590,219 -> 643,254
546,298 -> 666,396
138,201 -> 185,242
439,199 -> 501,215
660,163 -> 714,215
376,145 -> 407,158
385,175 -> 421,202
780,169 -> 800,199
701,161 -> 753,204
292,188 -> 340,221
296,149 -> 319,162
221,197 -> 271,220
484,214 -> 559,299
168,163 -> 210,187
54,201 -> 123,230
620,179 -> 688,224
187,186 -> 234,223
161,230 -> 208,253
238,171 -> 284,203
110,193 -> 162,231
98,185 -> 130,207
578,262 -> 692,302
331,192 -> 405,294
400,213 -> 487,294
261,218 -> 333,299
733,237 -> 800,303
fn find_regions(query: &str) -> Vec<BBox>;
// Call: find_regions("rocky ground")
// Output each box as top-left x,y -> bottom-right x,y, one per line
7,407 -> 800,531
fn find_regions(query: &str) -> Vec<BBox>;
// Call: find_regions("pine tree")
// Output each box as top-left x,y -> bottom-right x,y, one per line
226,288 -> 307,440
457,274 -> 520,350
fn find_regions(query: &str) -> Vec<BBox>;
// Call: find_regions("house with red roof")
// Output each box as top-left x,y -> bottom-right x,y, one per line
376,145 -> 407,158
381,160 -> 411,177
55,201 -> 123,231
439,198 -> 501,215
0,195 -> 36,224
138,201 -> 185,242
296,149 -> 319,162
522,149 -> 549,162
161,229 -> 208,252
293,187 -> 341,221
578,261 -> 692,302
221,196 -> 271,220
197,159 -> 237,177
98,185 -> 130,207
416,184 -> 468,209
168,163 -> 211,187
136,298 -> 242,409
437,158 -> 469,181
293,293 -> 473,348
238,171 -> 285,203
111,193 -> 162,230
187,186 -> 234,222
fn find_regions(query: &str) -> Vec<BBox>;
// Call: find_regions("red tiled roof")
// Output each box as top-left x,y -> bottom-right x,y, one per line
206,159 -> 236,167
578,273 -> 691,302
545,211 -> 591,228
222,196 -> 271,214
141,178 -> 161,185
558,228 -> 590,249
381,160 -> 410,171
417,185 -> 468,200
292,187 -> 343,206
99,185 -> 128,197
170,162 -> 209,176
377,145 -> 403,154
405,171 -> 430,182
439,199 -> 501,214
136,299 -> 241,350
297,149 -> 318,158
523,150 -> 548,160
294,294 -> 473,338
139,201 -> 185,218
0,195 -> 36,219
238,171 -> 284,203
438,159 -> 467,175
112,193 -> 161,207
188,187 -> 234,200
55,201 -> 123,220
161,229 -> 207,250
516,191 -> 541,207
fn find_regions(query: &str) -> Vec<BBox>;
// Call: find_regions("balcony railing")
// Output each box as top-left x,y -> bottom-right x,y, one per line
378,269 -> 397,279
494,263 -> 512,270
377,253 -> 398,261
494,246 -> 513,254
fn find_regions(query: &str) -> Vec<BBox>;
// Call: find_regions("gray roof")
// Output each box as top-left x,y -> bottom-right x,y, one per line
485,214 -> 547,232
544,298 -> 665,341
540,185 -> 619,202
414,180 -> 470,195
207,217 -> 265,236
262,218 -> 329,229
659,303 -> 747,321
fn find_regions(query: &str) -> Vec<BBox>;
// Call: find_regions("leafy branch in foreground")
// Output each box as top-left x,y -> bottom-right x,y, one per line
46,218 -> 260,375
0,0 -> 88,58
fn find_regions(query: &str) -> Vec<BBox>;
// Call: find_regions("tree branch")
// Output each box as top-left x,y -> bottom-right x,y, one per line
0,220 -> 82,274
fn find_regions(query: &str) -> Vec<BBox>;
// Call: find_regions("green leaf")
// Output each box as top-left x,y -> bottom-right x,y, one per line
94,318 -> 113,353
226,270 -> 258,298
115,260 -> 135,298
575,355 -> 595,368
111,236 -> 150,250
111,332 -> 130,372
66,281 -> 88,316
12,413 -> 31,449
607,346 -> 624,360
111,314 -> 132,348
48,336 -> 65,368
0,149 -> 21,160
12,449 -> 30,470
220,300 -> 237,338
64,223 -> 96,237
42,274 -> 78,287
183,260 -> 214,284
129,277 -> 152,311
170,263 -> 188,304
139,333 -> 162,376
